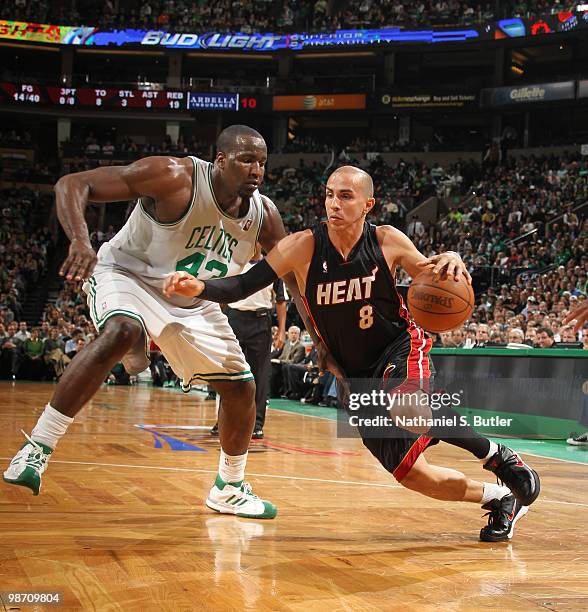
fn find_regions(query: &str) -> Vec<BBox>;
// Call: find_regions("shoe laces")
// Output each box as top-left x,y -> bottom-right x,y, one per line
481,500 -> 504,527
15,430 -> 50,470
240,482 -> 260,500
482,495 -> 514,527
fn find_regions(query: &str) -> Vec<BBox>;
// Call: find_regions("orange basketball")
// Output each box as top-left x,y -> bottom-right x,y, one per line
407,269 -> 475,333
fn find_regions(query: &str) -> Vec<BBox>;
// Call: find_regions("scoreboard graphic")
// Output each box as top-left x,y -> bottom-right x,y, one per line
0,83 -> 262,112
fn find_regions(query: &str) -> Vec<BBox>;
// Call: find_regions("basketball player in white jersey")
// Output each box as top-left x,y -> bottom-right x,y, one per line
3,125 -> 324,519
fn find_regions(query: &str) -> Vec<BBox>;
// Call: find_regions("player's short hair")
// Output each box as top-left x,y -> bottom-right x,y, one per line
216,125 -> 265,154
329,165 -> 374,198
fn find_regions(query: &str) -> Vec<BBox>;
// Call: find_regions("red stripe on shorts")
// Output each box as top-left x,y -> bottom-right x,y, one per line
407,326 -> 432,381
390,327 -> 432,395
393,435 -> 435,482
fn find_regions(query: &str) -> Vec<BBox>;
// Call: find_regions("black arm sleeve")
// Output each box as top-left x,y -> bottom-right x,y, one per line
199,258 -> 279,304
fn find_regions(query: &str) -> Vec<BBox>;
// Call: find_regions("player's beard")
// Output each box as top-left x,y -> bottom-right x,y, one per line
238,185 -> 257,199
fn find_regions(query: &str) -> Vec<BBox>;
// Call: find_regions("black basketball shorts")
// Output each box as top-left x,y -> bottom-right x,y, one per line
343,328 -> 439,482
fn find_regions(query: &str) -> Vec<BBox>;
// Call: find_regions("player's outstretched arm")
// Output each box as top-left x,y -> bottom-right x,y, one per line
163,232 -> 303,302
379,225 -> 471,283
55,156 -> 188,281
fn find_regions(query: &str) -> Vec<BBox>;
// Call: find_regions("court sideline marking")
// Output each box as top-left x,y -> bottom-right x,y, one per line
0,457 -> 400,489
1,456 -> 586,508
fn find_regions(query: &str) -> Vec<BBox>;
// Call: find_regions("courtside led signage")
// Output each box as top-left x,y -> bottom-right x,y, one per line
1,10 -> 586,51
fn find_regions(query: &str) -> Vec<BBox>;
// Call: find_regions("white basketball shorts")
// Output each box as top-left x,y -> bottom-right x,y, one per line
82,268 -> 252,388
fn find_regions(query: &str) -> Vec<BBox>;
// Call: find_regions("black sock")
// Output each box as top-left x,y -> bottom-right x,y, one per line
439,435 -> 491,460
425,406 -> 491,459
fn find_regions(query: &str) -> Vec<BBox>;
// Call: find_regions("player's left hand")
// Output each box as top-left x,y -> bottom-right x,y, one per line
163,271 -> 204,298
416,252 -> 472,284
60,238 -> 97,282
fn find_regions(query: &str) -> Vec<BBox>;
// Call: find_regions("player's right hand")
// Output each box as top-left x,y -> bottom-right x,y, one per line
563,301 -> 588,333
59,238 -> 97,281
163,271 -> 204,298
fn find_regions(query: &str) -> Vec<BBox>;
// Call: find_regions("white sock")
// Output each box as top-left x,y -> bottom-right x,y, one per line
218,449 -> 248,484
480,482 -> 511,505
31,404 -> 74,450
480,441 -> 499,462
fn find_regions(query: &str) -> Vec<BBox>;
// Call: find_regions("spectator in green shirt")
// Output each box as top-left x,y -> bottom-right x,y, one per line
22,327 -> 45,380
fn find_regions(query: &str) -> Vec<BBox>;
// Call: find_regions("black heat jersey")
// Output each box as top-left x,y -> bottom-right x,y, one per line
304,222 -> 414,377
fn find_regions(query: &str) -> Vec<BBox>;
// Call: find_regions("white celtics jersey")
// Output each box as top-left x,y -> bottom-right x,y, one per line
95,156 -> 264,304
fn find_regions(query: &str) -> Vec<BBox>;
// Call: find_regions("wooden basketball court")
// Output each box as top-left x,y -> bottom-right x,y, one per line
1,382 -> 587,611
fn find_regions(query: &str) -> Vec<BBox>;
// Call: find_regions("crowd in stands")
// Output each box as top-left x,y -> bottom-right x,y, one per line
342,129 -> 490,154
340,0 -> 494,28
62,130 -> 493,163
0,127 -> 58,183
0,186 -> 53,317
280,137 -> 333,154
339,1 -> 577,29
0,129 -> 32,147
264,154 -> 479,231
61,133 -> 211,163
3,161 -> 57,184
0,185 -> 55,379
403,153 -> 588,347
59,132 -> 477,231
4,0 -> 580,32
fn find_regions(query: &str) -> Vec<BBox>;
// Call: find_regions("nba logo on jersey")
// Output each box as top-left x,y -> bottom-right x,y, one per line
243,218 -> 253,231
322,261 -> 328,273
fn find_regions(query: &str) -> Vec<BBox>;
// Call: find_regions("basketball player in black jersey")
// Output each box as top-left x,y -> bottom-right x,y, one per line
164,165 -> 541,542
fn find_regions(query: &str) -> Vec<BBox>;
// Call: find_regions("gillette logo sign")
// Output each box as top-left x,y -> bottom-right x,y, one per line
141,30 -> 281,50
482,80 -> 575,107
509,86 -> 546,101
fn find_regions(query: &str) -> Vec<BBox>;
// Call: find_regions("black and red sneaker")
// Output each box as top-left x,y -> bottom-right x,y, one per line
480,494 -> 528,542
483,444 -> 540,506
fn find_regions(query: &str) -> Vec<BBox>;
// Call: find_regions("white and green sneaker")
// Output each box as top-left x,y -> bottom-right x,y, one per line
3,431 -> 53,496
206,474 -> 277,519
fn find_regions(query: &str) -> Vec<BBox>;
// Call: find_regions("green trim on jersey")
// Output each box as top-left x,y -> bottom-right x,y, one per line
87,276 -> 150,361
254,195 -> 265,246
87,276 -> 99,323
139,156 -> 198,227
185,370 -> 254,384
207,162 -> 259,222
